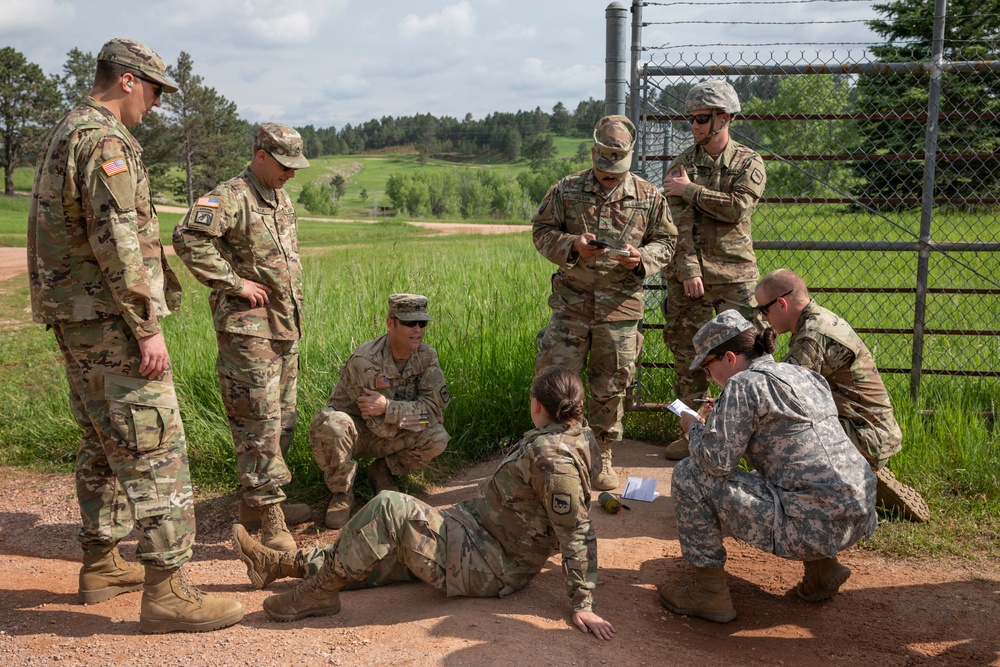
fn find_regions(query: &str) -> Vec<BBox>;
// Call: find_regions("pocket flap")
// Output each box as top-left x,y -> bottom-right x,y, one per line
104,372 -> 179,409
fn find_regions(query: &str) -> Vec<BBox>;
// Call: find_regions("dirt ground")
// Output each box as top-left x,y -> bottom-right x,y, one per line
1,438 -> 998,667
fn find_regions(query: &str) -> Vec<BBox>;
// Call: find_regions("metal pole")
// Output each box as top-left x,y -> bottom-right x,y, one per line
605,2 -> 628,116
910,0 -> 948,401
629,0 -> 644,128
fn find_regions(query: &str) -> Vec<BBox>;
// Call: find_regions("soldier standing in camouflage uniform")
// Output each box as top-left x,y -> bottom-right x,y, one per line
309,294 -> 451,529
26,37 -> 243,633
661,80 -> 767,460
173,123 -> 311,551
232,366 -> 616,640
533,115 -> 677,491
755,269 -> 930,522
658,311 -> 877,623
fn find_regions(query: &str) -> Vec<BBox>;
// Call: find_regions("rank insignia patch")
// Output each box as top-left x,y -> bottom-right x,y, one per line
101,158 -> 128,177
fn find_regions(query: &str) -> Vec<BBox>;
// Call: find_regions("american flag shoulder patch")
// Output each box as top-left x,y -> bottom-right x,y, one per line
196,196 -> 220,208
374,376 -> 391,389
101,158 -> 128,177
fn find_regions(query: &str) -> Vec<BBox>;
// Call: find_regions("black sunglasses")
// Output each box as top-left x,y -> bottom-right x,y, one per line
687,113 -> 713,125
757,290 -> 793,316
396,319 -> 427,329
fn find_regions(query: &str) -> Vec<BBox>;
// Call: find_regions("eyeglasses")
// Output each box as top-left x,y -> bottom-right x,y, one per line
757,290 -> 794,316
701,355 -> 721,377
137,76 -> 163,100
687,113 -> 713,125
396,319 -> 428,329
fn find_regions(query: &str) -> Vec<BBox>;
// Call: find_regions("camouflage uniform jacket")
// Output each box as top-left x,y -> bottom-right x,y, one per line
664,139 -> 765,285
532,169 -> 677,322
688,355 -> 875,520
445,421 -> 602,613
325,335 -> 449,439
172,168 -> 302,339
28,97 -> 181,337
784,300 -> 903,462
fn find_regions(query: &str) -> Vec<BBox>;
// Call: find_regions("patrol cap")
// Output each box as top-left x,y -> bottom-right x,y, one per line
685,79 -> 741,114
689,310 -> 754,370
97,38 -> 178,94
388,293 -> 432,322
592,115 -> 636,174
256,123 -> 310,169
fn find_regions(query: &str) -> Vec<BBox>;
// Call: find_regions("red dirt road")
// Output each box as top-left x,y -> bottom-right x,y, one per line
1,439 -> 998,667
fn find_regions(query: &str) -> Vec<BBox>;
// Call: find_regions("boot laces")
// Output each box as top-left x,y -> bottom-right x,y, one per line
174,568 -> 204,601
262,503 -> 289,536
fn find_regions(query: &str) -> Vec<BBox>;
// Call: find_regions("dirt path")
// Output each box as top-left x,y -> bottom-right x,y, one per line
1,439 -> 997,666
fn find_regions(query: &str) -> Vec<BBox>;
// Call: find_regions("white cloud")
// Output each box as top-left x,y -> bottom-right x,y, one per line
0,0 -> 73,34
399,2 -> 475,38
247,11 -> 317,44
495,23 -> 537,41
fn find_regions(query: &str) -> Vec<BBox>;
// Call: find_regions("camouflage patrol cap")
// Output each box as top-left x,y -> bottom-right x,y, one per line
685,79 -> 741,114
388,293 -> 432,322
592,115 -> 636,174
689,310 -> 754,370
97,38 -> 178,94
256,123 -> 310,169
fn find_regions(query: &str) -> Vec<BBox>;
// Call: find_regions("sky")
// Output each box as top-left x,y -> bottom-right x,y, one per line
2,0 -> 883,129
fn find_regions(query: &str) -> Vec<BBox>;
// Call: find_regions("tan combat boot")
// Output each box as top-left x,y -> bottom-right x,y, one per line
263,560 -> 346,622
325,492 -> 354,530
659,566 -> 737,623
663,433 -> 690,460
78,546 -> 145,604
260,503 -> 297,553
795,557 -> 851,602
232,525 -> 305,589
593,449 -> 619,491
875,467 -> 930,523
239,499 -> 312,532
139,566 -> 244,633
368,459 -> 399,493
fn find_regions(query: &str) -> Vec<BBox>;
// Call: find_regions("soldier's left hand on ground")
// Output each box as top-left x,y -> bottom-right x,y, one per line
572,611 -> 616,640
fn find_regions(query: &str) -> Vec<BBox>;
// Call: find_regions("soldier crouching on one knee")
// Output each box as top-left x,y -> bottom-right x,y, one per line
309,293 -> 451,529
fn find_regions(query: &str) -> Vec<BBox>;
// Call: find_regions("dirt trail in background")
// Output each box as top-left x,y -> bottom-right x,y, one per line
0,221 -> 528,283
1,439 -> 998,666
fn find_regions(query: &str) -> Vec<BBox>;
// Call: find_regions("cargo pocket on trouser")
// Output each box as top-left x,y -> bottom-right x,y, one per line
103,372 -> 191,566
218,362 -> 287,490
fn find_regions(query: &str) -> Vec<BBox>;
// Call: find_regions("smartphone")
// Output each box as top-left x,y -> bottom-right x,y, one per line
588,239 -> 610,249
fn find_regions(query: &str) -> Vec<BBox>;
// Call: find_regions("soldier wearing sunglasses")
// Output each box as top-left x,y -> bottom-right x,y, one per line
661,80 -> 767,461
309,294 -> 451,529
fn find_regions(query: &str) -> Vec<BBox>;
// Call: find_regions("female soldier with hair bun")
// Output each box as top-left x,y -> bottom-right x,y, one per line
233,365 -> 617,640
658,310 -> 877,624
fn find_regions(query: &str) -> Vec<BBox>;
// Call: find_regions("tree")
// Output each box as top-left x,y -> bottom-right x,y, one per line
551,102 -> 571,134
58,48 -> 95,108
856,0 -> 1000,207
521,133 -> 557,168
0,48 -> 63,195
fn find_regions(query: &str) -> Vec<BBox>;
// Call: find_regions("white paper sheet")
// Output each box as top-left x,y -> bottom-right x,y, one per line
621,476 -> 658,502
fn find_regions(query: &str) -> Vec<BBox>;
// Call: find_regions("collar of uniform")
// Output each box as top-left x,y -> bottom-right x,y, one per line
795,298 -> 818,332
82,96 -> 143,156
585,169 -> 637,201
373,333 -> 419,378
695,138 -> 739,169
244,167 -> 278,208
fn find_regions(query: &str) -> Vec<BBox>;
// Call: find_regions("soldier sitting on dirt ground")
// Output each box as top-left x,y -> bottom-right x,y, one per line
754,269 -> 930,522
659,311 -> 877,624
233,365 -> 616,640
308,294 -> 451,529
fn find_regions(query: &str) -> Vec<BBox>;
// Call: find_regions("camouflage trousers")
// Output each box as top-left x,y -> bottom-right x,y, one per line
840,416 -> 897,471
216,332 -> 298,507
53,319 -> 195,569
309,409 -> 449,494
298,491 -> 504,598
671,457 -> 877,568
535,314 -> 640,447
662,280 -> 763,405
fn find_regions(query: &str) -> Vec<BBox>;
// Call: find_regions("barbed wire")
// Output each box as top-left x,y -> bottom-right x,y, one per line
646,19 -> 873,25
646,42 -> 880,50
645,0 -> 872,5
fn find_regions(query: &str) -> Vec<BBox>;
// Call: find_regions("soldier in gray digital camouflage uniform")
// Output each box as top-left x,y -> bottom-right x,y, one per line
533,115 -> 677,491
755,269 -> 930,522
232,366 -> 616,640
27,37 -> 243,633
658,311 -> 877,623
661,80 -> 767,461
173,123 -> 311,551
309,294 -> 451,530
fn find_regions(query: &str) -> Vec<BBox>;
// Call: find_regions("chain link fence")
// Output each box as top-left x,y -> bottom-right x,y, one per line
620,1 -> 1000,409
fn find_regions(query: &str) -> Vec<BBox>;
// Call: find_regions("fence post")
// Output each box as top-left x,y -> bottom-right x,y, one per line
605,2 -> 628,116
629,0 -> 644,129
910,0 -> 948,401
